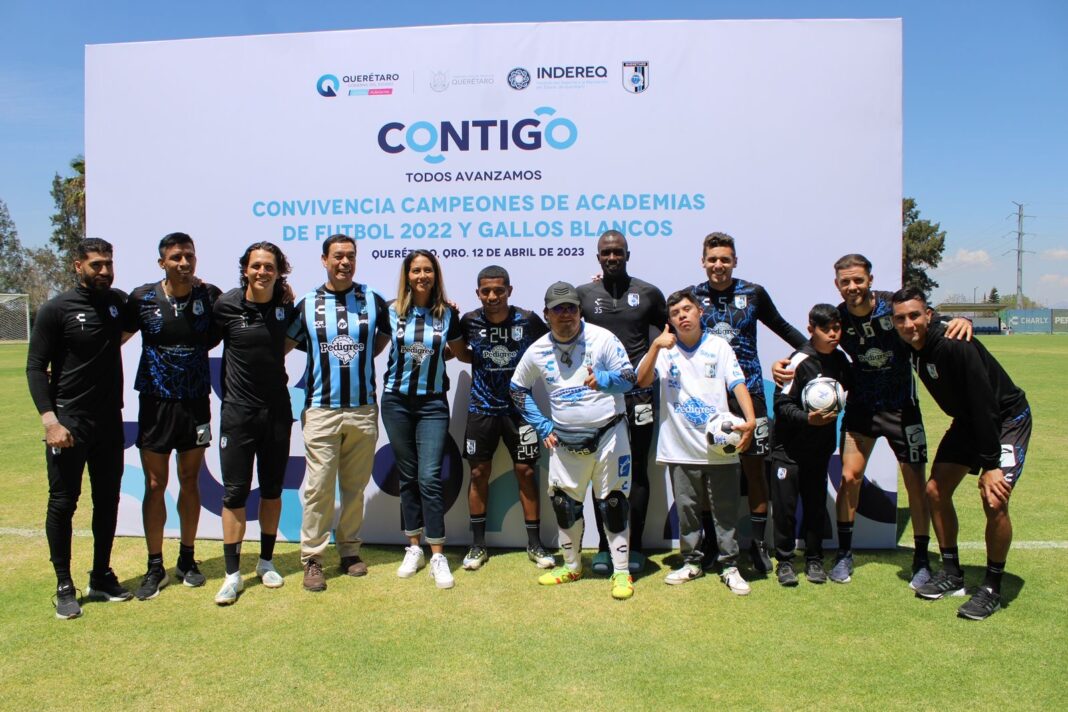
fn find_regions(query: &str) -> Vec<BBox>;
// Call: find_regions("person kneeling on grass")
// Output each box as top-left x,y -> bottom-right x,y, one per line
768,304 -> 853,587
636,290 -> 755,592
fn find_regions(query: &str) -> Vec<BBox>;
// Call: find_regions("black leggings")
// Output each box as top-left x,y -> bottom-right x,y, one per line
45,414 -> 125,582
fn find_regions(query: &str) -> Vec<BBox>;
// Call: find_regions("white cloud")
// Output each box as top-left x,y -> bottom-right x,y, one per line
1039,274 -> 1068,287
1042,248 -> 1068,260
940,248 -> 992,268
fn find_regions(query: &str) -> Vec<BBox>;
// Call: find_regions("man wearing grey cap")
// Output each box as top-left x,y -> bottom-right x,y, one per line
510,282 -> 638,600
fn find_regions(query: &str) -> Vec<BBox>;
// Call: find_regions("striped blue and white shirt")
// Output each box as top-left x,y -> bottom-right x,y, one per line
287,283 -> 390,408
383,304 -> 463,396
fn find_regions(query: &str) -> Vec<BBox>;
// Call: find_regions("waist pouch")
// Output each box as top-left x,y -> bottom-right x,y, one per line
554,414 -> 623,455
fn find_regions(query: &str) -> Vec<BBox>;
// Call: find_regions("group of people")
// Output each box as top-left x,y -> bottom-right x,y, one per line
28,229 -> 1031,621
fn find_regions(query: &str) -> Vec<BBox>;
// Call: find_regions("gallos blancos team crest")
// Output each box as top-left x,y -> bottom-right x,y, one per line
734,295 -> 747,309
511,326 -> 524,341
622,61 -> 648,93
627,293 -> 640,307
192,299 -> 204,316
275,307 -> 285,321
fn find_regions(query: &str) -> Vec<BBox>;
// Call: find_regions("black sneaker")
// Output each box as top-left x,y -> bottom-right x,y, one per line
805,559 -> 828,584
914,569 -> 966,600
749,540 -> 773,574
86,568 -> 133,602
776,561 -> 799,587
134,566 -> 170,601
53,581 -> 82,620
957,586 -> 1001,620
175,561 -> 206,588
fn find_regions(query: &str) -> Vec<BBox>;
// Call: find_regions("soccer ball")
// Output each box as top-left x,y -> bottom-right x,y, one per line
706,411 -> 745,455
801,377 -> 846,414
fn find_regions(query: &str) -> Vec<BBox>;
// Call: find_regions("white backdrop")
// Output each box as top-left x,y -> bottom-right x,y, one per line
86,19 -> 903,549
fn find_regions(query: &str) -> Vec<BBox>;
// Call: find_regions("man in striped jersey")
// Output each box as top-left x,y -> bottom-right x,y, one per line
285,234 -> 392,592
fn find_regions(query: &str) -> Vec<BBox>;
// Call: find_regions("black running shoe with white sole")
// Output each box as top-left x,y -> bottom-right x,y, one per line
776,561 -> 799,587
914,569 -> 966,600
749,540 -> 773,574
86,568 -> 133,602
134,566 -> 169,600
53,581 -> 82,620
957,586 -> 1001,620
175,561 -> 206,587
805,559 -> 828,584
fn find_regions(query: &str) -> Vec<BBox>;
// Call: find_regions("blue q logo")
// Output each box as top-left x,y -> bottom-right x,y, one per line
316,74 -> 340,97
377,106 -> 578,165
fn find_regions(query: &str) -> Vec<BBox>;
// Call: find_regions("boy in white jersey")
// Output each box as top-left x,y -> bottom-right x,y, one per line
637,290 -> 756,592
510,282 -> 638,600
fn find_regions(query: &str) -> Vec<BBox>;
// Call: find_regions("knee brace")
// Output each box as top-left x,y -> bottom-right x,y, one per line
597,490 -> 630,533
550,489 -> 584,529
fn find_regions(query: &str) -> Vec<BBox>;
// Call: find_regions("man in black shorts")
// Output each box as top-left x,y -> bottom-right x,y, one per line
123,232 -> 221,599
456,266 -> 553,570
892,288 -> 1031,620
27,238 -> 133,619
578,230 -> 667,574
210,242 -> 296,604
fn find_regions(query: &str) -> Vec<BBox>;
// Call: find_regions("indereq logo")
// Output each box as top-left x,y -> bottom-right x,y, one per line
377,107 -> 578,164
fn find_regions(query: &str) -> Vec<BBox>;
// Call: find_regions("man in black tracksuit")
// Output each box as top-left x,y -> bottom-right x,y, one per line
892,287 -> 1031,621
768,304 -> 853,587
26,238 -> 133,619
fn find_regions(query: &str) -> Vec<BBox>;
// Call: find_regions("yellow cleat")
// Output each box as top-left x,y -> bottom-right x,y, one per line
538,566 -> 582,586
610,571 -> 634,600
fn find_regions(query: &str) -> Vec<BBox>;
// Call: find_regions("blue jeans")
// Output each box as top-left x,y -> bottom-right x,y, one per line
380,392 -> 450,544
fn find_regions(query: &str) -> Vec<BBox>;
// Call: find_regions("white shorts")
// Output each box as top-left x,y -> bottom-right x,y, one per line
547,420 -> 632,502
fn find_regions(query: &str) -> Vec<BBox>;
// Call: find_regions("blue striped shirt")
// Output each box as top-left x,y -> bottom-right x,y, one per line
287,283 -> 390,408
384,304 -> 463,396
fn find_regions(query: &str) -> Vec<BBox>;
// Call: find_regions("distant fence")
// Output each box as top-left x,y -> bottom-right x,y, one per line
1002,309 -> 1058,334
1053,309 -> 1068,334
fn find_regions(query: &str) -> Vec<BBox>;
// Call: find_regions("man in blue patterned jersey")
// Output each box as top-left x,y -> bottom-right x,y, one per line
456,265 -> 552,571
690,232 -> 807,574
285,234 -> 391,592
122,232 -> 221,600
578,230 -> 668,575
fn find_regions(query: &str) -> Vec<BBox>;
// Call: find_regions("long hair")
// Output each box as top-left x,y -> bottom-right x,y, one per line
394,249 -> 448,319
238,241 -> 291,299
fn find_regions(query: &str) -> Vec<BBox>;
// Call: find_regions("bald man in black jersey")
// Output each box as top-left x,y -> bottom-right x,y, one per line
578,230 -> 668,574
27,238 -> 133,619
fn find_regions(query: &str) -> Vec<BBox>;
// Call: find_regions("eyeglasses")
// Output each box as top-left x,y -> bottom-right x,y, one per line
549,303 -> 578,315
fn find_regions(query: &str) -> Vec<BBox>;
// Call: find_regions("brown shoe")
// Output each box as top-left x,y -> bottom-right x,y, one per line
303,560 -> 326,592
340,556 -> 368,577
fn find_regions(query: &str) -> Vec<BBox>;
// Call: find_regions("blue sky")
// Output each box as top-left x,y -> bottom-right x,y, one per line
2,0 -> 1065,305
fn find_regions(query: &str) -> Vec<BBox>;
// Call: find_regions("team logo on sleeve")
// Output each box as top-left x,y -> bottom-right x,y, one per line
926,363 -> 939,379
627,293 -> 640,307
192,300 -> 204,316
734,295 -> 747,309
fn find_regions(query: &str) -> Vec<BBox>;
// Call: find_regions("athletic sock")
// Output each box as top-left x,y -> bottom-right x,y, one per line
940,547 -> 962,577
260,532 -> 277,562
558,520 -> 584,571
223,542 -> 241,576
606,525 -> 630,573
524,519 -> 541,548
913,535 -> 931,569
470,513 -> 487,548
750,512 -> 768,542
837,521 -> 854,555
147,552 -> 164,571
177,543 -> 195,570
982,560 -> 1005,594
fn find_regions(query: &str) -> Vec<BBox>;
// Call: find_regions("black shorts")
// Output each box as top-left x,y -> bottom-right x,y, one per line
842,403 -> 927,465
219,401 -> 294,508
136,393 -> 211,453
463,412 -> 540,464
934,406 -> 1032,486
728,391 -> 769,457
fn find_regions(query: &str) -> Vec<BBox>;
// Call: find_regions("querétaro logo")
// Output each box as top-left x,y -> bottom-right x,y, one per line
317,74 -> 340,97
317,72 -> 400,98
378,106 -> 578,165
622,61 -> 649,94
672,398 -> 718,427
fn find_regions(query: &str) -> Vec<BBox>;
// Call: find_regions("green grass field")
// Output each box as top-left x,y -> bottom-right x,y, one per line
1,338 -> 1065,711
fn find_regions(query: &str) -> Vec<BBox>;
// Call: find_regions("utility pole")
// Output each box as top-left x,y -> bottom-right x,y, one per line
1010,202 -> 1032,309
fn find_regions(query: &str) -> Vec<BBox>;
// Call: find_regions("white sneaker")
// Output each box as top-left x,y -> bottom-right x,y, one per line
721,566 -> 751,596
214,571 -> 243,605
397,545 -> 425,578
665,563 -> 704,585
255,559 -> 284,589
429,553 -> 455,589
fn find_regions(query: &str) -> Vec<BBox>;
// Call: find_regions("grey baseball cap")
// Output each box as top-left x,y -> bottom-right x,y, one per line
544,281 -> 580,309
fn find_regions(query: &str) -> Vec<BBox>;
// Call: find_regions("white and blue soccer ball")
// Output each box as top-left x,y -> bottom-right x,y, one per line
706,411 -> 745,455
801,377 -> 846,414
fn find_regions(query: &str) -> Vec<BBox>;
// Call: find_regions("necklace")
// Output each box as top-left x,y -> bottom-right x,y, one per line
552,335 -> 578,367
161,280 -> 191,317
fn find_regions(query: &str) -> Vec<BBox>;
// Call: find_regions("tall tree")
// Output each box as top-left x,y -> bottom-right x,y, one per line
902,197 -> 946,295
49,155 -> 86,290
0,198 -> 26,293
988,286 -> 1000,304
